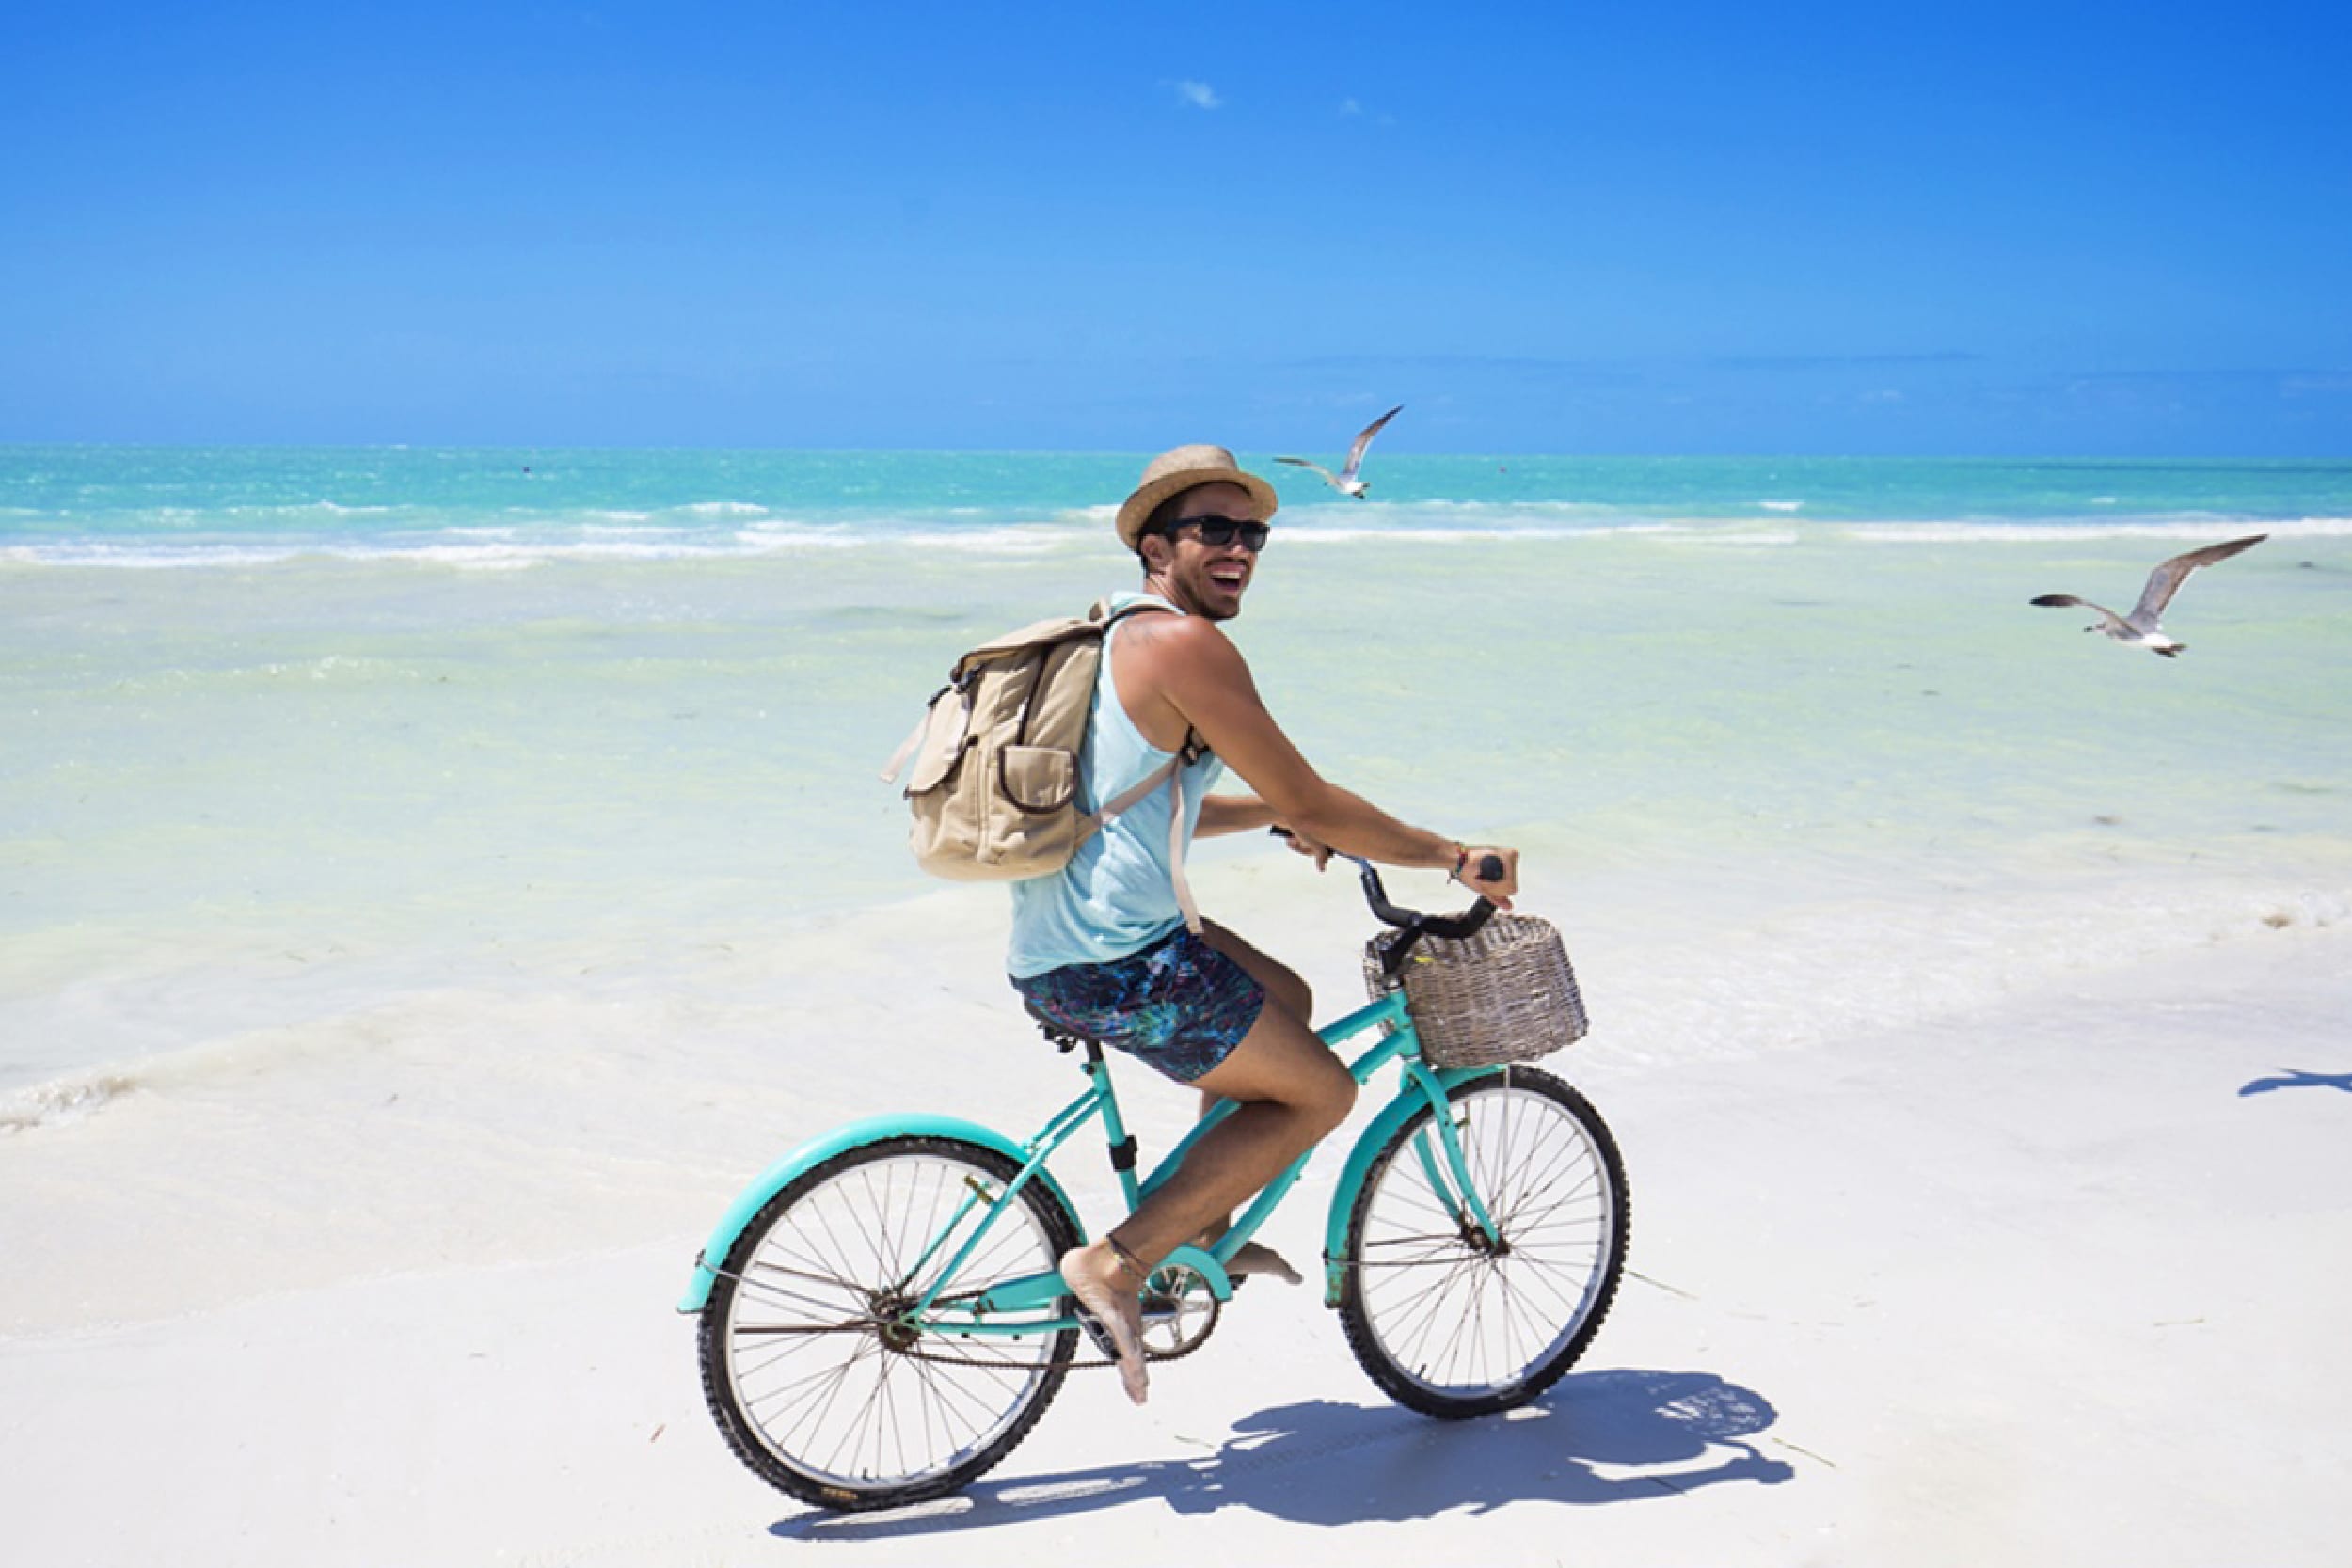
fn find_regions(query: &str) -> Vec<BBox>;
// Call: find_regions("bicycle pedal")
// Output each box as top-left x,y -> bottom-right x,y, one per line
1071,1306 -> 1122,1361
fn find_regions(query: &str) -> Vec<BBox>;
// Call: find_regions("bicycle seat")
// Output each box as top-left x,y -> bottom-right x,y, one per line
1024,1000 -> 1104,1056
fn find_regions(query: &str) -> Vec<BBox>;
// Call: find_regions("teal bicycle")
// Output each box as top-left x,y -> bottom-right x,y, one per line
679,856 -> 1629,1512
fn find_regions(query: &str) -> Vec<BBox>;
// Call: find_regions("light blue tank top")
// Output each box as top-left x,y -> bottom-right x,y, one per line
1006,593 -> 1225,978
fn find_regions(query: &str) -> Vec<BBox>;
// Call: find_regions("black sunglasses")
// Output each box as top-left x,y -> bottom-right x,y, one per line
1161,515 -> 1271,551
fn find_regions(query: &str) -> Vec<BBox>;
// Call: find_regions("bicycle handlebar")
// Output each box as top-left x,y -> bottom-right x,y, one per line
1271,830 -> 1503,979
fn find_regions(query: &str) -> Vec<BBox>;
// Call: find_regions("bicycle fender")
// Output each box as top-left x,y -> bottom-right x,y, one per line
676,1113 -> 1079,1313
1320,1065 -> 1502,1307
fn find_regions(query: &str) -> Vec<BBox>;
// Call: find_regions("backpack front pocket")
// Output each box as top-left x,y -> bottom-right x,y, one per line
996,745 -> 1078,814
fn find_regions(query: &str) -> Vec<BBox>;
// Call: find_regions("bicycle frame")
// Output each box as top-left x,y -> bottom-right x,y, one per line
677,987 -> 1507,1333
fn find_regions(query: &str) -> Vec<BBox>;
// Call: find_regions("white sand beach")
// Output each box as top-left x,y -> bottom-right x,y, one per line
5,890 -> 2347,1567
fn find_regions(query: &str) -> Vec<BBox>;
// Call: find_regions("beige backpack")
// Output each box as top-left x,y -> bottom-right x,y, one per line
880,598 -> 1204,927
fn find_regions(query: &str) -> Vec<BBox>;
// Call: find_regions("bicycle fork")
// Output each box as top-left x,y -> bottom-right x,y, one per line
1314,995 -> 1509,1305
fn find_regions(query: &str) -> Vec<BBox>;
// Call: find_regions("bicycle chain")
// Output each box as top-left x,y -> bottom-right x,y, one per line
698,1262 -> 1214,1371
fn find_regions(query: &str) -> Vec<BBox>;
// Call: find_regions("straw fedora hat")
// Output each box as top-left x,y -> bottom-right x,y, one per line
1114,444 -> 1279,551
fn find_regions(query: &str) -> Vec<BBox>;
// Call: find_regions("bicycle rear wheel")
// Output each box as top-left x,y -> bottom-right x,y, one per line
1337,1066 -> 1628,1418
696,1134 -> 1082,1511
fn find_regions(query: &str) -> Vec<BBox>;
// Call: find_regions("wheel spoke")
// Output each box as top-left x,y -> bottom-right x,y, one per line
1339,1070 -> 1628,1415
698,1138 -> 1080,1509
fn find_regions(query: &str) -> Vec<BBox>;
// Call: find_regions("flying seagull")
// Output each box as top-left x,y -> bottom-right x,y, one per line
2029,533 -> 2267,657
1276,404 -> 1402,499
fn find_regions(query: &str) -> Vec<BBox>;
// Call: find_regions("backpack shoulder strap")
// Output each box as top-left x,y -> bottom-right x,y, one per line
1076,596 -> 1208,932
1071,754 -> 1201,934
1097,594 -> 1183,627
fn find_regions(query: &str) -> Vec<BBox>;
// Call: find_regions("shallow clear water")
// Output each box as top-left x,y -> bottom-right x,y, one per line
6,449 -> 2349,1100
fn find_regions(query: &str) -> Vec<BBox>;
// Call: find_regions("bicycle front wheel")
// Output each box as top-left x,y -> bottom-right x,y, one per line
696,1134 -> 1082,1511
1337,1066 -> 1629,1418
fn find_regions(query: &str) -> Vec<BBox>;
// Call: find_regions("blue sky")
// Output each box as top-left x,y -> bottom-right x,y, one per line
6,1 -> 2348,453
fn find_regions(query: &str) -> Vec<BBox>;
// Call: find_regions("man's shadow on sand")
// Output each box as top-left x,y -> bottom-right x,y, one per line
778,1367 -> 1793,1541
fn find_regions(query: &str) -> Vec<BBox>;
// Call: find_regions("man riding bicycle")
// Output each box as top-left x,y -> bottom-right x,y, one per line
1009,442 -> 1521,1404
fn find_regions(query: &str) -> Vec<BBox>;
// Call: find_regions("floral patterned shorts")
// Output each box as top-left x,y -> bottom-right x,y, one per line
1010,928 -> 1267,1084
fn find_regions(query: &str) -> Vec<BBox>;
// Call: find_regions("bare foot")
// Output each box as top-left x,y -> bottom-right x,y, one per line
1059,1242 -> 1149,1405
1226,1241 -> 1304,1286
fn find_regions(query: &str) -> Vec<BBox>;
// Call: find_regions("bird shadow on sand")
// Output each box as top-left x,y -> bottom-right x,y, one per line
776,1366 -> 1794,1543
2239,1069 -> 2352,1096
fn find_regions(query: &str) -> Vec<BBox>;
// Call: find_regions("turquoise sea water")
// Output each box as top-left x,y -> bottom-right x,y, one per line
4,445 -> 2349,1100
3,443 -> 2349,1326
8,447 -> 2352,566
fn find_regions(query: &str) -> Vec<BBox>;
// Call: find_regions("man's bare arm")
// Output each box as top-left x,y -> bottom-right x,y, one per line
1195,794 -> 1280,838
1127,616 -> 1518,899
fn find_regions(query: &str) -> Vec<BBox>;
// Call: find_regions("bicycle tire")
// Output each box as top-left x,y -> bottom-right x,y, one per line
696,1134 -> 1082,1511
1337,1066 -> 1629,1418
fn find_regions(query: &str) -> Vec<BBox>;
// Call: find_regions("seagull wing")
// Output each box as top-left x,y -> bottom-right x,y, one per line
1339,404 -> 1403,481
2127,533 -> 2267,628
2031,594 -> 2131,635
1276,456 -> 1341,488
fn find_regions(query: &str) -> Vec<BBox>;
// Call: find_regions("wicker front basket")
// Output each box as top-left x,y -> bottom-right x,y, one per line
1362,913 -> 1590,1069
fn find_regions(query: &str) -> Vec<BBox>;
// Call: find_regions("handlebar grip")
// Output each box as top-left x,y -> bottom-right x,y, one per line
1277,828 -> 1506,883
1272,829 -> 1507,945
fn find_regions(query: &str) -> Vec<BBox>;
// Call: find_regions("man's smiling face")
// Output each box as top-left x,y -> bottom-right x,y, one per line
1152,481 -> 1267,623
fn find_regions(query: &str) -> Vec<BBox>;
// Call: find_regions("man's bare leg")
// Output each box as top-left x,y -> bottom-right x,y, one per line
1113,1006 -> 1355,1263
1189,922 -> 1318,1285
1068,975 -> 1357,1402
1199,1226 -> 1305,1285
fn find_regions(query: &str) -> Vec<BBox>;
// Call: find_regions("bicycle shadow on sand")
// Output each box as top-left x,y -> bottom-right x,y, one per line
777,1367 -> 1794,1542
2238,1068 -> 2352,1096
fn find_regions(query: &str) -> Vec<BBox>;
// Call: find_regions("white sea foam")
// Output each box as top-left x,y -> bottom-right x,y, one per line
5,512 -> 2336,571
1844,515 -> 2352,544
577,522 -> 690,540
0,1070 -> 139,1133
1285,520 -> 1795,546
378,540 -> 739,568
898,524 -> 1096,555
735,524 -> 866,551
4,530 -> 884,570
218,500 -> 397,518
1314,498 -> 1633,524
12,483 -> 2344,573
1289,527 -> 1566,548
1,541 -> 312,569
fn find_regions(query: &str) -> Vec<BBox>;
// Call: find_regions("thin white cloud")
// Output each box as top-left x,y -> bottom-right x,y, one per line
1174,80 -> 1221,110
1339,97 -> 1362,117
